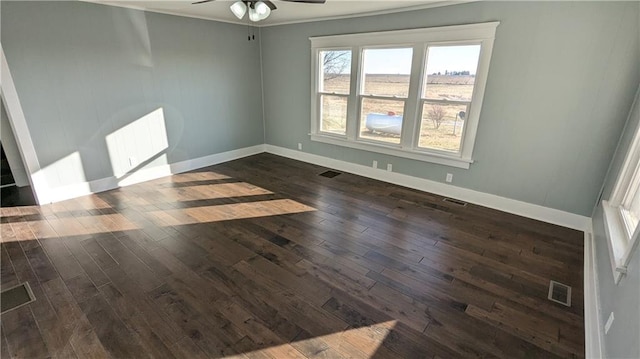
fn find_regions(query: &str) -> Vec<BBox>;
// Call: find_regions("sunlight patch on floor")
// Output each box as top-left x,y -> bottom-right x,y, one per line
46,214 -> 139,237
147,199 -> 316,226
155,182 -> 273,202
238,320 -> 398,359
0,197 -> 315,241
152,170 -> 232,183
0,167 -> 315,241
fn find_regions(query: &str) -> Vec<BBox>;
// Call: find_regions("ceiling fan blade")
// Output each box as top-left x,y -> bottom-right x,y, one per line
263,0 -> 277,10
192,0 -> 215,4
280,0 -> 326,3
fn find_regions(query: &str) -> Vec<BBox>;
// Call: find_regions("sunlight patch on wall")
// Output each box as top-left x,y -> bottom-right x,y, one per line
41,151 -> 86,189
106,107 -> 169,181
147,199 -> 316,226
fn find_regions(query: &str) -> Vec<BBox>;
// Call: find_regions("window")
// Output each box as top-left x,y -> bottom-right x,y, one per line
319,50 -> 351,135
602,87 -> 640,284
359,47 -> 412,145
310,23 -> 499,169
419,45 -> 480,153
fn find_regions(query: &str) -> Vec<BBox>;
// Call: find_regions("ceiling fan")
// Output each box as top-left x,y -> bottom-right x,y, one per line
192,0 -> 326,22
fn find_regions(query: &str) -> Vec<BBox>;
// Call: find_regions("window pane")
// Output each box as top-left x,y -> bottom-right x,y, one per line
423,45 -> 481,101
360,98 -> 404,144
320,95 -> 348,135
418,102 -> 469,153
362,48 -> 412,97
320,50 -> 351,94
623,187 -> 640,237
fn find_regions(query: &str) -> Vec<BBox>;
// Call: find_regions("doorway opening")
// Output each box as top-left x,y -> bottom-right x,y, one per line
0,143 -> 36,207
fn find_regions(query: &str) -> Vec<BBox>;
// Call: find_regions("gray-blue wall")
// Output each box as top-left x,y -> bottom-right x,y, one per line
260,1 -> 640,216
3,0 -> 640,355
1,1 -> 264,190
592,84 -> 640,359
4,1 -> 639,216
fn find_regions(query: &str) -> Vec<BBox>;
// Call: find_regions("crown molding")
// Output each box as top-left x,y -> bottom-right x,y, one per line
80,0 -> 475,28
259,1 -> 475,27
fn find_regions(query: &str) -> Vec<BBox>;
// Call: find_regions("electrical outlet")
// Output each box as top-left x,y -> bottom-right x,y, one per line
297,143 -> 302,150
387,164 -> 393,172
446,173 -> 453,183
129,157 -> 137,167
605,312 -> 615,334
373,160 -> 378,169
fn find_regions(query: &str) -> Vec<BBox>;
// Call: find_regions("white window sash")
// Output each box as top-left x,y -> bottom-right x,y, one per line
356,95 -> 407,145
416,99 -> 472,156
317,93 -> 349,137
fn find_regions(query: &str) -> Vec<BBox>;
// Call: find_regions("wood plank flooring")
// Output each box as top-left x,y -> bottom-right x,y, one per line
0,153 -> 585,358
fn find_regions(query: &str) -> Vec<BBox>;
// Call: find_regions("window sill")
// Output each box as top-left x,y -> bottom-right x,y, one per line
602,200 -> 633,284
310,133 -> 473,169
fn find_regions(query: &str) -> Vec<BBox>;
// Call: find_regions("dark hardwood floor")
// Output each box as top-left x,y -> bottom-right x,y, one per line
0,153 -> 585,358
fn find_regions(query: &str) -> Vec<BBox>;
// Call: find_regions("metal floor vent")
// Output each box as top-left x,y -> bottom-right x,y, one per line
442,197 -> 468,207
1,282 -> 35,314
548,280 -> 571,307
319,170 -> 341,178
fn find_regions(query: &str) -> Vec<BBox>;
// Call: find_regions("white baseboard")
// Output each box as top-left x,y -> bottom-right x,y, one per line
39,144 -> 265,204
264,144 -> 591,231
584,229 -> 604,359
38,143 -> 591,232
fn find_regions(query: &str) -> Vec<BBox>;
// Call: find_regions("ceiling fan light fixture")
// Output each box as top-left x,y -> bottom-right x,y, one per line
230,1 -> 247,19
255,1 -> 271,20
248,6 -> 261,22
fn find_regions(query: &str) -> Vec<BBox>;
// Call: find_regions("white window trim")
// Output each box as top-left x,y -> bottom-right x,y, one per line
602,86 -> 640,284
309,22 -> 499,169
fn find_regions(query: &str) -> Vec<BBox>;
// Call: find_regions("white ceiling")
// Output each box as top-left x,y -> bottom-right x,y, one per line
82,0 -> 467,27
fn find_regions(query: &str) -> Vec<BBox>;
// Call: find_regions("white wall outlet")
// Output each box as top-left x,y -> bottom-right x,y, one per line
446,173 -> 453,183
604,312 -> 615,334
297,143 -> 302,150
387,164 -> 392,172
129,157 -> 137,167
372,160 -> 378,169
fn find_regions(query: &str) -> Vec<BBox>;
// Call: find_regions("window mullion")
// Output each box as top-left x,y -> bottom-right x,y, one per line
401,44 -> 425,149
311,49 -> 320,135
346,47 -> 361,141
